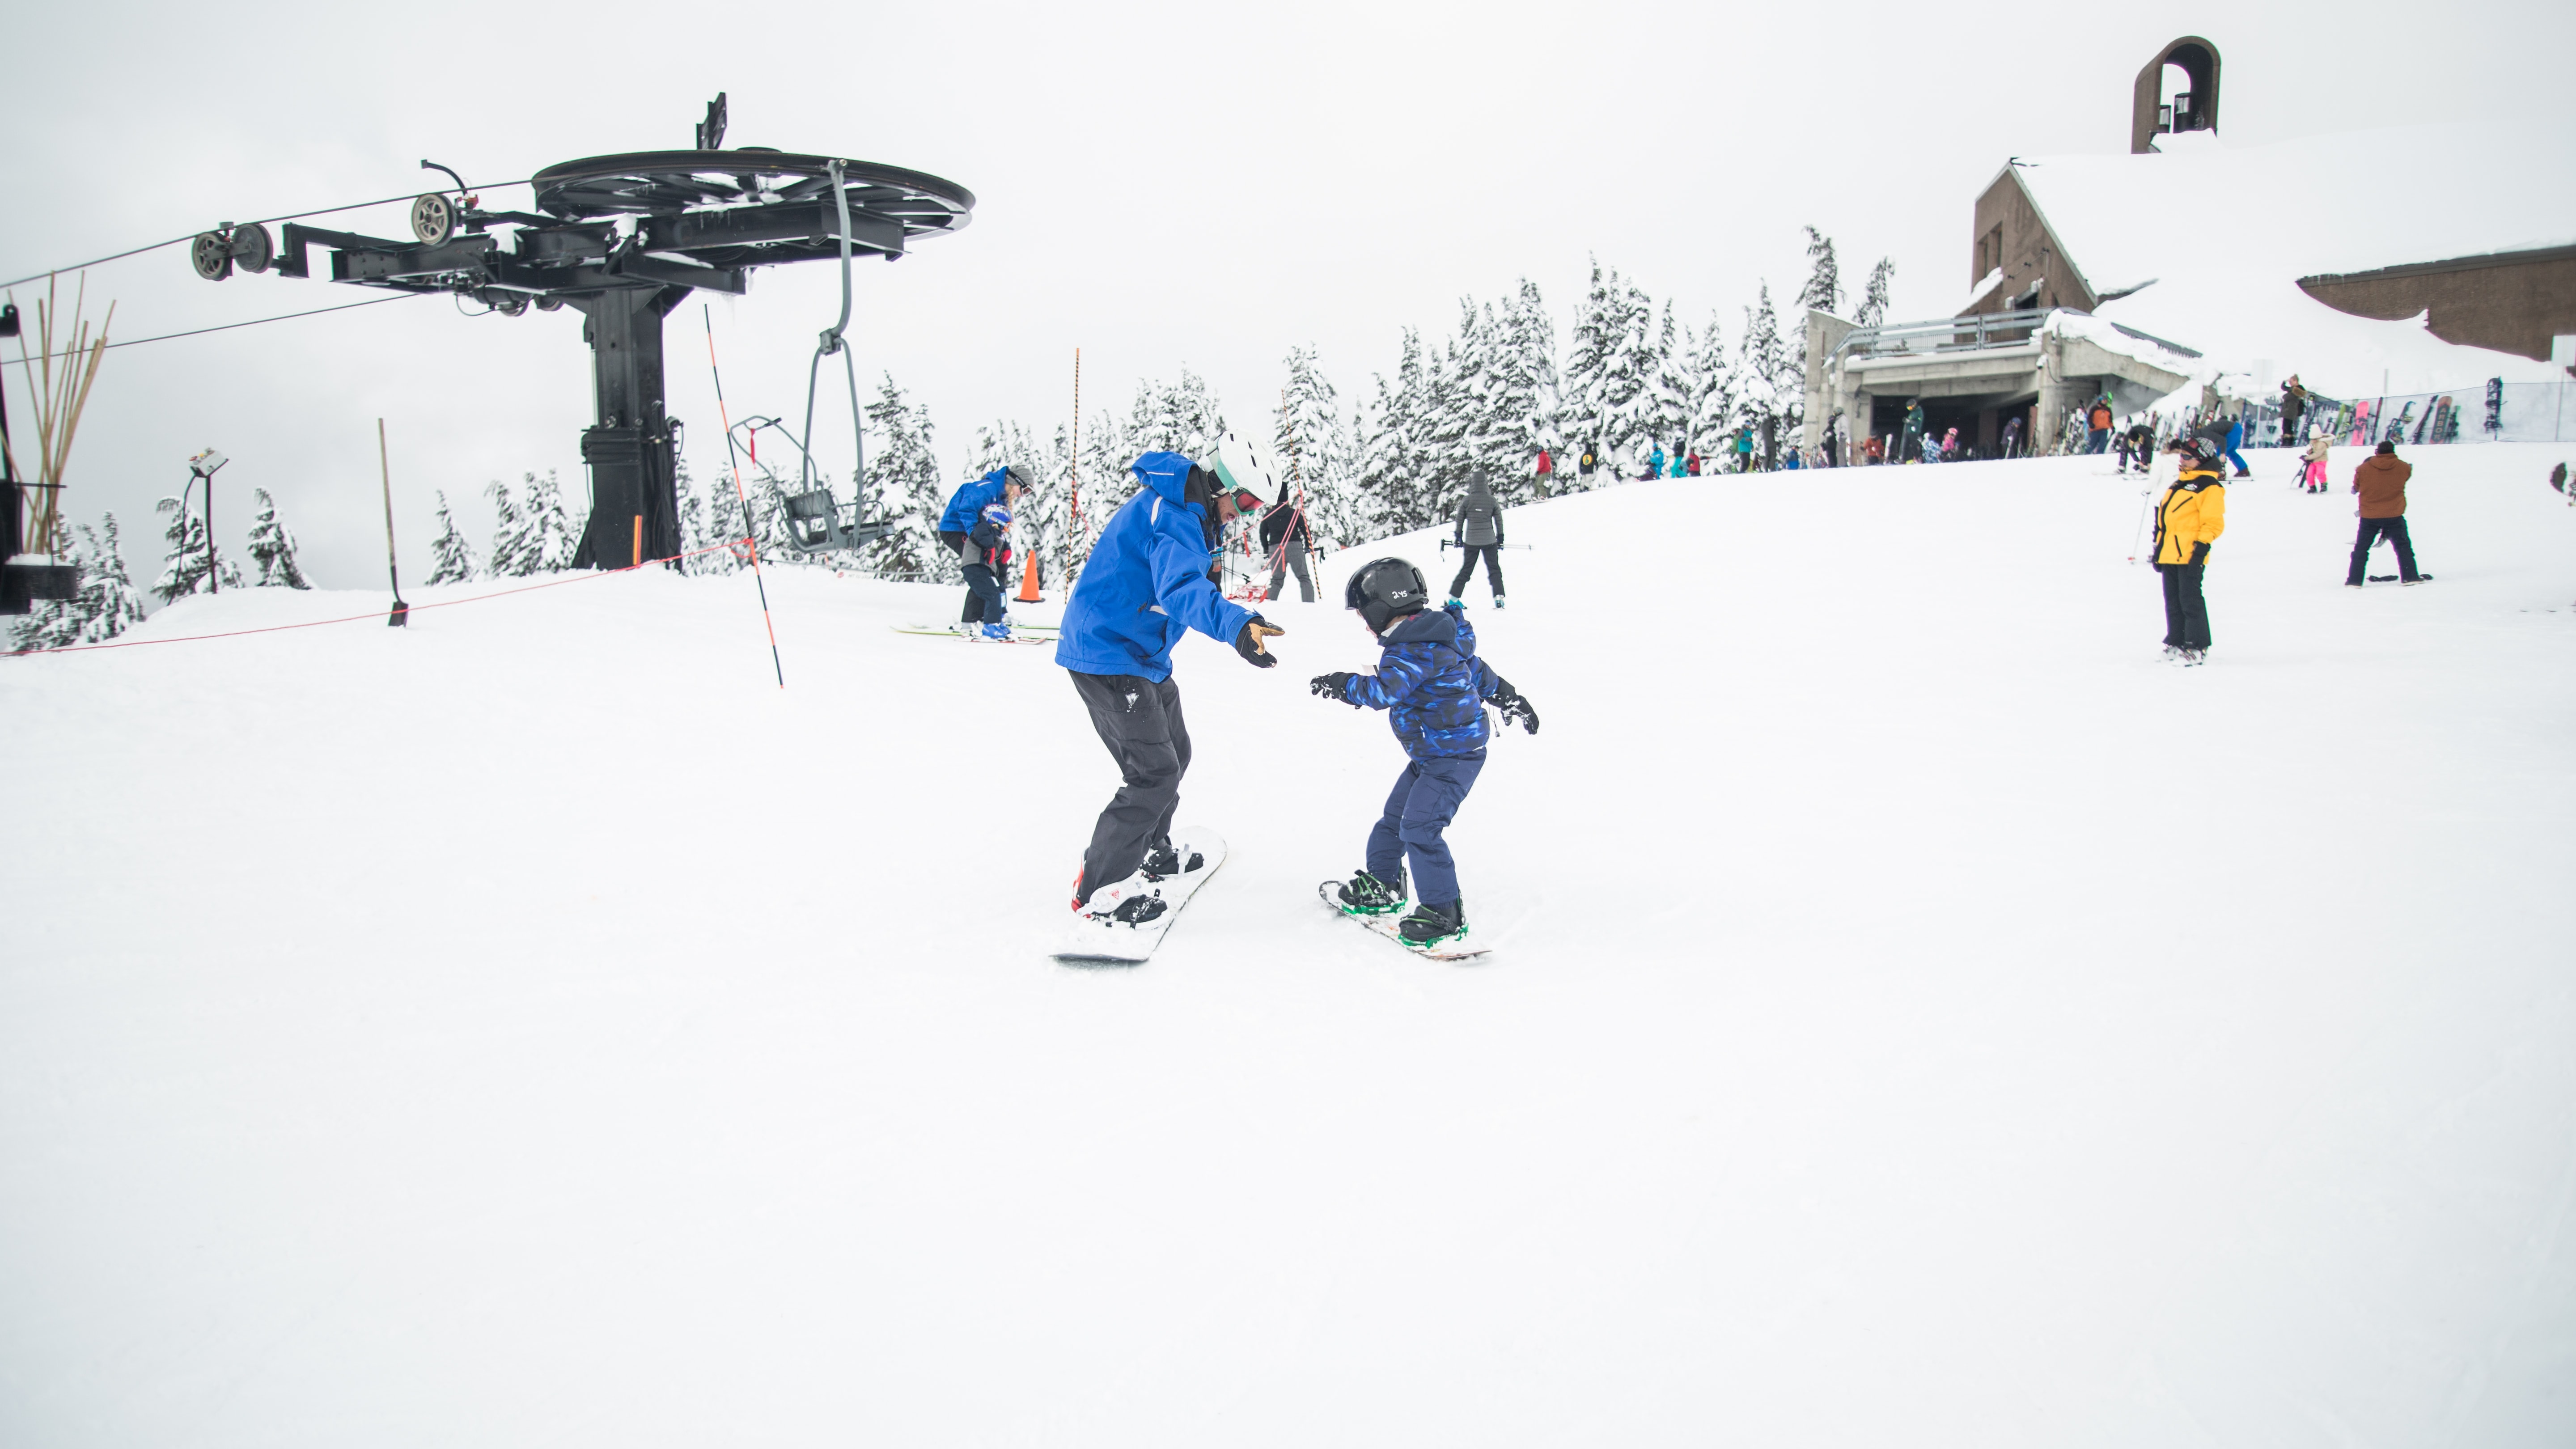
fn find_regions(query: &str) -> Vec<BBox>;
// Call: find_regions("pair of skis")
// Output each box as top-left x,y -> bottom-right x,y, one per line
1050,828 -> 1487,966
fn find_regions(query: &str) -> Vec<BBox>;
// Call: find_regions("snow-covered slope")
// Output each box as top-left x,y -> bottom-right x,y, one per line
5,449 -> 2576,1447
2012,121 -> 2576,398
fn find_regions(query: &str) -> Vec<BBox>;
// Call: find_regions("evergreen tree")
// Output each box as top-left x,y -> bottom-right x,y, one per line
1857,258 -> 1896,327
1123,369 -> 1228,457
151,495 -> 242,603
670,456 -> 710,571
689,460 -> 746,576
1560,260 -> 1658,485
1275,345 -> 1362,549
1357,329 -> 1433,533
521,470 -> 580,572
1739,283 -> 1801,464
1483,280 -> 1559,502
484,476 -> 534,577
426,489 -> 479,585
1797,226 -> 1845,317
8,520 -> 93,652
1649,301 -> 1692,461
80,515 -> 149,642
861,372 -> 947,580
244,488 -> 311,588
1682,312 -> 1741,458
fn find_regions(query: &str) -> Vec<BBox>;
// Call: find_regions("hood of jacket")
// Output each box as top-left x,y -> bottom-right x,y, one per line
2357,454 -> 2411,481
1465,475 -> 1492,499
1130,450 -> 1199,509
1379,606 -> 1467,652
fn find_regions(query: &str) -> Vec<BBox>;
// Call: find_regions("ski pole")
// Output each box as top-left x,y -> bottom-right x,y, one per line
704,305 -> 785,689
2127,488 -> 2155,564
378,419 -> 407,624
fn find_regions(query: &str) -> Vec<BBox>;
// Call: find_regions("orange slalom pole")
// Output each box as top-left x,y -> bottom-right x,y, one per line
703,305 -> 785,688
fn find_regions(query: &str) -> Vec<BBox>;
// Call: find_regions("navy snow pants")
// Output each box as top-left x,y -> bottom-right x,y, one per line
1366,752 -> 1485,908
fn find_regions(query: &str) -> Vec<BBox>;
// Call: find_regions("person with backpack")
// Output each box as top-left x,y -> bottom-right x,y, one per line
1055,453 -> 1285,936
1735,424 -> 1758,472
1312,558 -> 1540,951
2153,437 -> 2228,665
937,465 -> 1033,632
1258,482 -> 1316,602
2345,441 -> 2425,586
1577,443 -> 1598,481
2086,396 -> 2114,455
1447,472 -> 1507,609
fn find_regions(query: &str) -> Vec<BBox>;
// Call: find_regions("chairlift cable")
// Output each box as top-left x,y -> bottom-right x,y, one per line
0,292 -> 427,369
1,178 -> 534,292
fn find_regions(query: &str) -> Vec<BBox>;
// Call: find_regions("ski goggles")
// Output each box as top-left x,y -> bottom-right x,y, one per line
1229,488 -> 1263,514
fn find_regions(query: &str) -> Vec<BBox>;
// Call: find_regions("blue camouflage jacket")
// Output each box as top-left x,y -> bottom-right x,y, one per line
1343,603 -> 1502,758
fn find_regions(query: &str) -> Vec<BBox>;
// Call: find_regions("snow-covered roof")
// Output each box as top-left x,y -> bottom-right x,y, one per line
2006,120 -> 2576,398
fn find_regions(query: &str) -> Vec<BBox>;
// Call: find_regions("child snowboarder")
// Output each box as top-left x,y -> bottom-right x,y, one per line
1310,558 -> 1539,949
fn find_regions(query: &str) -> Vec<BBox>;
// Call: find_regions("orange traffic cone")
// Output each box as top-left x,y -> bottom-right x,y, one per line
1016,548 -> 1043,603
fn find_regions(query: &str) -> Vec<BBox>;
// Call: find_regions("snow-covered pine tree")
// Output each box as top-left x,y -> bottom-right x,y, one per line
1121,369 -> 1229,458
1275,345 -> 1362,549
669,455 -> 709,570
426,489 -> 479,585
1073,402 -> 1133,555
1649,302 -> 1692,465
1357,329 -> 1433,533
1419,302 -> 1482,528
484,476 -> 534,577
1683,312 -> 1740,459
1559,260 -> 1649,488
150,494 -> 242,603
963,419 -> 1049,591
1602,272 -> 1664,478
521,470 -> 580,572
1856,258 -> 1895,327
861,372 -> 948,580
1797,226 -> 1844,317
244,488 -> 312,588
1739,284 -> 1800,466
1482,280 -> 1558,504
79,515 -> 148,642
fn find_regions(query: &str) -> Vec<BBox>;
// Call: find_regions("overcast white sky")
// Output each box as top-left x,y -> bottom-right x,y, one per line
5,0 -> 2570,587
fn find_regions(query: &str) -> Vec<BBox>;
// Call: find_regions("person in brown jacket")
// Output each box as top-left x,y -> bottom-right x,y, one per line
2345,441 -> 2425,586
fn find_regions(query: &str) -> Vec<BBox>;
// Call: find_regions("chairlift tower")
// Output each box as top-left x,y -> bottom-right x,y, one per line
187,95 -> 974,568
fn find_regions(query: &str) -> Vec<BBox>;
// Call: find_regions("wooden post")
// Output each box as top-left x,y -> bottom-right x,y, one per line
378,418 -> 407,626
1068,346 -> 1081,564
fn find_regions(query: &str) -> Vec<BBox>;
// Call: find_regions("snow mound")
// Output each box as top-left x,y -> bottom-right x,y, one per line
6,449 -> 2576,1445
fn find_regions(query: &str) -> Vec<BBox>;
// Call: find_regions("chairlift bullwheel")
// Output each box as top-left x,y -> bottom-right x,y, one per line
410,192 -> 456,246
529,150 -> 974,268
191,231 -> 233,280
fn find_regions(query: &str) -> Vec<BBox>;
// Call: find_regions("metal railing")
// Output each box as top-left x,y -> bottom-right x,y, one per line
1835,309 -> 2051,361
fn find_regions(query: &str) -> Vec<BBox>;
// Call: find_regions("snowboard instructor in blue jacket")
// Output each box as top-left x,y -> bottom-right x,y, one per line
939,466 -> 1032,630
1057,450 -> 1285,926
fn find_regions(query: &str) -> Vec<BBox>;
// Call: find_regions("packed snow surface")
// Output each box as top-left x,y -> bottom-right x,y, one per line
5,446 -> 2576,1447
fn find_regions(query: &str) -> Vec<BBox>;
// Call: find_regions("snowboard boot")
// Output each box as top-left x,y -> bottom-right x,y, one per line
2181,648 -> 2207,667
1335,869 -> 1407,916
1397,898 -> 1468,947
1141,841 -> 1205,877
1445,596 -> 1463,609
1493,594 -> 1507,610
981,620 -> 1014,641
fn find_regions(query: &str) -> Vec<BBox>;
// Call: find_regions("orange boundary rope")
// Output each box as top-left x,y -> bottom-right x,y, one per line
3,537 -> 750,658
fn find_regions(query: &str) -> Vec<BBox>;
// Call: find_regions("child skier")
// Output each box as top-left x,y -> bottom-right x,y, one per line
962,499 -> 1017,640
2301,427 -> 2331,493
1310,559 -> 1539,949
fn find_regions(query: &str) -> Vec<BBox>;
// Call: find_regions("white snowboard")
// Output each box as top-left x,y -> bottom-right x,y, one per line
1052,829 -> 1228,966
1316,881 -> 1491,962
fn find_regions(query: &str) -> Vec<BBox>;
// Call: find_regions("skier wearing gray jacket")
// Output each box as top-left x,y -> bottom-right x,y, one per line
1447,473 -> 1506,608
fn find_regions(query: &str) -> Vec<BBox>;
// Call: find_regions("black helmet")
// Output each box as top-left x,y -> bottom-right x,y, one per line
1343,556 -> 1428,633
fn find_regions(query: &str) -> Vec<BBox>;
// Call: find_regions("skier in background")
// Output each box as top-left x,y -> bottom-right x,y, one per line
1312,558 -> 1540,950
1534,446 -> 1554,497
1447,472 -> 1507,609
938,465 -> 1033,631
2086,396 -> 2114,454
1578,443 -> 1598,482
2279,375 -> 2310,446
1686,448 -> 1703,476
2223,412 -> 2252,478
2000,414 -> 2025,458
2301,427 -> 2331,493
1736,424 -> 1758,472
2345,441 -> 2425,587
2154,437 -> 2228,665
1055,453 -> 1285,930
1865,434 -> 1885,465
958,499 -> 1017,640
1258,481 -> 1316,603
1644,442 -> 1666,481
1668,441 -> 1687,478
2118,420 -> 2156,475
1899,404 -> 1926,464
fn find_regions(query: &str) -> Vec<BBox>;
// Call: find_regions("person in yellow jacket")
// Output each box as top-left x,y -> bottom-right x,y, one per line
2153,437 -> 2228,665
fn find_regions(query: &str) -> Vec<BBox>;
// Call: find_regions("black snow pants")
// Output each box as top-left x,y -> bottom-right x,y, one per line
2346,517 -> 2420,585
1069,670 -> 1191,904
2158,560 -> 2211,650
940,530 -> 996,623
1266,546 -> 1315,603
1448,544 -> 1504,601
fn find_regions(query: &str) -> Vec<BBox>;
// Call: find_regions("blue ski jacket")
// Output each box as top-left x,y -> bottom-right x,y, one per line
1341,603 -> 1503,759
939,469 -> 1010,534
1054,451 -> 1256,682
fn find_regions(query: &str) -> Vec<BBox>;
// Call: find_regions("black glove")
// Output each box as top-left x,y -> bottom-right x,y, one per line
1236,614 -> 1284,668
1310,672 -> 1358,705
1490,679 -> 1540,735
